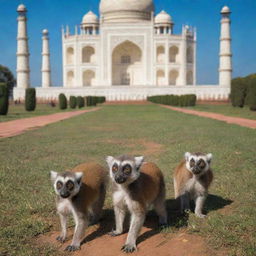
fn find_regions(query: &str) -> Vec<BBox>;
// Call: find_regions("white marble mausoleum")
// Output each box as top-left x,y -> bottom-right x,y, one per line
14,0 -> 232,101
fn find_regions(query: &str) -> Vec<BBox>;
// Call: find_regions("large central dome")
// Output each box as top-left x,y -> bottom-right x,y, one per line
100,0 -> 155,23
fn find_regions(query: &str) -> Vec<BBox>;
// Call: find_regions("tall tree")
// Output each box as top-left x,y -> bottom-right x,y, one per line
0,65 -> 16,98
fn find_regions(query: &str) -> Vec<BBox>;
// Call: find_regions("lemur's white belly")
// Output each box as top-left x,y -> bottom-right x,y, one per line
57,199 -> 73,215
113,189 -> 150,211
185,177 -> 206,199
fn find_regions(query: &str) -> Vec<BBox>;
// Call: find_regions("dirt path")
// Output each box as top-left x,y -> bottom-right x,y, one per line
0,107 -> 100,138
38,214 -> 224,256
161,105 -> 256,129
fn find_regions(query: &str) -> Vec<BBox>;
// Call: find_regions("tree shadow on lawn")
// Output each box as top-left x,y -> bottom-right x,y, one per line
81,195 -> 233,247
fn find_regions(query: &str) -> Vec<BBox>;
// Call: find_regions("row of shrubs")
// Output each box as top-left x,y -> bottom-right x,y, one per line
147,94 -> 197,107
0,86 -> 37,115
59,94 -> 106,110
0,85 -> 106,115
231,74 -> 256,111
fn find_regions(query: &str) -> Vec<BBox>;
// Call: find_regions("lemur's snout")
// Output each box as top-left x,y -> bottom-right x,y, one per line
60,191 -> 70,198
192,166 -> 201,175
115,176 -> 126,184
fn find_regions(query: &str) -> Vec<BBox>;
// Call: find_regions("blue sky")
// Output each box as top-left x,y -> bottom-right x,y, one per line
0,0 -> 255,86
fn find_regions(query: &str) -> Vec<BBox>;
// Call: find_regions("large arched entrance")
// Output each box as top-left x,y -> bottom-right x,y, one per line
112,41 -> 142,86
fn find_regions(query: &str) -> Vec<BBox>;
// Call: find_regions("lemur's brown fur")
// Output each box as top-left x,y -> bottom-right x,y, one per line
174,160 -> 213,198
70,162 -> 107,214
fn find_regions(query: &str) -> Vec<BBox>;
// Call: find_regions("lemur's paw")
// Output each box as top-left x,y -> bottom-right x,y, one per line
108,229 -> 122,237
121,244 -> 137,253
64,245 -> 80,251
158,222 -> 168,229
195,212 -> 206,218
56,236 -> 66,243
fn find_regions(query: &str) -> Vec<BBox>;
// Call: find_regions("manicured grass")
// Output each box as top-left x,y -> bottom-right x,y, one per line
0,104 -> 81,122
0,105 -> 255,256
191,103 -> 256,120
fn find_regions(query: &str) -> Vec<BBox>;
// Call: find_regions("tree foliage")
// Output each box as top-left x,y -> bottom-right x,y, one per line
0,83 -> 9,115
0,65 -> 16,97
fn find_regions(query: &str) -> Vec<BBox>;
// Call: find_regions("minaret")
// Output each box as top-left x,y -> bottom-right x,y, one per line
41,29 -> 51,88
16,4 -> 30,89
180,25 -> 188,86
219,6 -> 232,87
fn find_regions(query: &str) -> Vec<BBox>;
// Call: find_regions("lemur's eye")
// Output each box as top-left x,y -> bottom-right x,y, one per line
112,164 -> 118,172
190,158 -> 195,167
123,165 -> 131,175
66,180 -> 74,190
198,159 -> 206,169
56,181 -> 63,190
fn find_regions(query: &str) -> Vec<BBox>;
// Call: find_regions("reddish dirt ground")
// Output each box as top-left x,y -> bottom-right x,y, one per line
38,213 -> 224,256
98,138 -> 164,157
105,101 -> 150,105
0,107 -> 100,138
161,105 -> 256,129
197,101 -> 229,105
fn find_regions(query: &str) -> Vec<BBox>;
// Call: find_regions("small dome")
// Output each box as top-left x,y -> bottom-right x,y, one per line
221,6 -> 231,14
17,4 -> 27,12
155,10 -> 172,24
42,29 -> 48,35
82,11 -> 99,24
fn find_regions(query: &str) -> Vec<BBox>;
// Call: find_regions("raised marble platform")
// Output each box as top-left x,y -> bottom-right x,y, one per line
13,85 -> 230,101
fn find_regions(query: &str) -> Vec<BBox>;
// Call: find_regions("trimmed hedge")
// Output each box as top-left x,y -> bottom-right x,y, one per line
77,96 -> 85,108
230,74 -> 256,110
59,93 -> 67,110
147,94 -> 197,107
69,96 -> 77,109
97,96 -> 106,104
0,83 -> 9,115
231,78 -> 247,107
247,76 -> 256,111
25,88 -> 36,111
85,96 -> 106,106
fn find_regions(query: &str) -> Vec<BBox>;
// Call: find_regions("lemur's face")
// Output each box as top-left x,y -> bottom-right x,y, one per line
185,152 -> 212,175
106,155 -> 144,185
50,171 -> 83,199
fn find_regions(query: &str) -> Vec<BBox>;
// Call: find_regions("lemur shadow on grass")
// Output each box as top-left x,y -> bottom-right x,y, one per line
174,194 -> 233,215
81,208 -> 115,245
204,194 -> 233,213
137,199 -> 189,245
81,195 -> 232,246
138,194 -> 233,244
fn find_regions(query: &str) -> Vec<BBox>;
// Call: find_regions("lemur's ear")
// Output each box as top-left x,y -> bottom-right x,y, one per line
106,156 -> 114,167
134,156 -> 144,170
50,171 -> 58,183
206,153 -> 213,163
184,152 -> 191,161
75,172 -> 83,184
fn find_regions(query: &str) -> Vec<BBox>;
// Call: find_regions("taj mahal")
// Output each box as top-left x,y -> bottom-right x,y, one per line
14,0 -> 232,101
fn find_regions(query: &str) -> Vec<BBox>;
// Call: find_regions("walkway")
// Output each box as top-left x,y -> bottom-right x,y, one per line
0,107 -> 100,138
162,105 -> 256,129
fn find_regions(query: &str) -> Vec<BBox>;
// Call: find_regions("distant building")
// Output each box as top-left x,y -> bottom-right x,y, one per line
14,0 -> 232,101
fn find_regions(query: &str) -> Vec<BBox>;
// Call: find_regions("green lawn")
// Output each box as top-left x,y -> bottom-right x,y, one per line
0,104 -> 80,122
0,105 -> 255,256
191,103 -> 256,120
